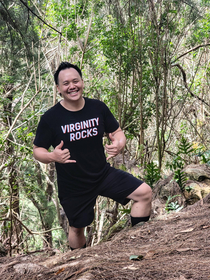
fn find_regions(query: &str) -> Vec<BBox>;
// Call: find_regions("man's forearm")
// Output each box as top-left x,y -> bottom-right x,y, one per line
33,146 -> 55,164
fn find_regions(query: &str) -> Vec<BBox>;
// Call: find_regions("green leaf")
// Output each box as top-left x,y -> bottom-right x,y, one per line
130,255 -> 144,261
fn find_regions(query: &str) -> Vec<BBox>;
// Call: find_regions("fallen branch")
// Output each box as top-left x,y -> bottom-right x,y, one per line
64,266 -> 93,280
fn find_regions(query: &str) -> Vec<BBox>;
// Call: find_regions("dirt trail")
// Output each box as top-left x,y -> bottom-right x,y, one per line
0,197 -> 210,280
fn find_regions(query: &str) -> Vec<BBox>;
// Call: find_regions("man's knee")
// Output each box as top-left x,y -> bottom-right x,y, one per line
127,182 -> 152,202
69,226 -> 84,236
142,183 -> 153,202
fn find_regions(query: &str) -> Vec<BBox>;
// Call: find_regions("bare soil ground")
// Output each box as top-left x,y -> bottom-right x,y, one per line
0,196 -> 210,280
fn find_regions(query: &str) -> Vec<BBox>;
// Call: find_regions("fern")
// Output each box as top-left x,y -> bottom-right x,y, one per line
174,169 -> 187,191
168,137 -> 195,191
144,162 -> 161,188
178,136 -> 194,156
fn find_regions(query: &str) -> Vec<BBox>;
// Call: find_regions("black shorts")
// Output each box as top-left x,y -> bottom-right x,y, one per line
59,167 -> 144,228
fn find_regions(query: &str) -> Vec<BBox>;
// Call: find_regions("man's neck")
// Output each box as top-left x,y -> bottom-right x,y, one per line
60,97 -> 85,112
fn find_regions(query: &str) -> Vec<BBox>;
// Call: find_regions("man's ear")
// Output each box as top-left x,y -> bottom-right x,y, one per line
56,85 -> 61,96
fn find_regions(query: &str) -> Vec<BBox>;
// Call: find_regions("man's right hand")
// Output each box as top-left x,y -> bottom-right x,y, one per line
33,141 -> 76,164
53,141 -> 76,164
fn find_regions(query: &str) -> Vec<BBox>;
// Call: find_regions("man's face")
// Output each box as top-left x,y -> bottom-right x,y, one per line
57,68 -> 84,102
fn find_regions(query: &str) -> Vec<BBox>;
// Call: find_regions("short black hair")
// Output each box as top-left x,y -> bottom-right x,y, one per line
54,62 -> 82,85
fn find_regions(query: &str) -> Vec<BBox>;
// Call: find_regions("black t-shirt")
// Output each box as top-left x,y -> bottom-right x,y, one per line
33,97 -> 119,194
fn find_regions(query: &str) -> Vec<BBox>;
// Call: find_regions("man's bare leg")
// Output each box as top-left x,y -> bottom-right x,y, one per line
127,182 -> 152,226
68,226 -> 86,250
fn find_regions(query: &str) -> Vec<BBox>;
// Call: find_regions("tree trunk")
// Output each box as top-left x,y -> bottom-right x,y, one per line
3,90 -> 22,255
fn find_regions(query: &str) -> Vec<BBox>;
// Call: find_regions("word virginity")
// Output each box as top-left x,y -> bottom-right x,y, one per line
61,117 -> 99,142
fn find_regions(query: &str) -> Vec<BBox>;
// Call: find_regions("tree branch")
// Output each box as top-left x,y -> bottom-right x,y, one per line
171,63 -> 210,107
2,83 -> 43,145
19,0 -> 62,36
172,43 -> 210,63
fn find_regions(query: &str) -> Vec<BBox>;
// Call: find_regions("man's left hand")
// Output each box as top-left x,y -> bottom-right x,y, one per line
105,131 -> 126,160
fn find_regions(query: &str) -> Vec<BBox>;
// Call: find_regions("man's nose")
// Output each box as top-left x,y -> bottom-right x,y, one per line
69,82 -> 75,89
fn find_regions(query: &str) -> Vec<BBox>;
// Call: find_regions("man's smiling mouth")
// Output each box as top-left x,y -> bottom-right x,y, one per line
67,91 -> 78,95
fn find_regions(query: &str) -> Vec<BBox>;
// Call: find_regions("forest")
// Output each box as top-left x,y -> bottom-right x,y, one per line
1,0 -> 210,257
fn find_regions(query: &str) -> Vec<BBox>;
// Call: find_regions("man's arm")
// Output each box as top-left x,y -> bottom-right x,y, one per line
105,127 -> 126,160
33,141 -> 76,164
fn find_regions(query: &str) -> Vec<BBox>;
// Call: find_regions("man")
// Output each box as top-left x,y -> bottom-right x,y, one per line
33,62 -> 152,250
